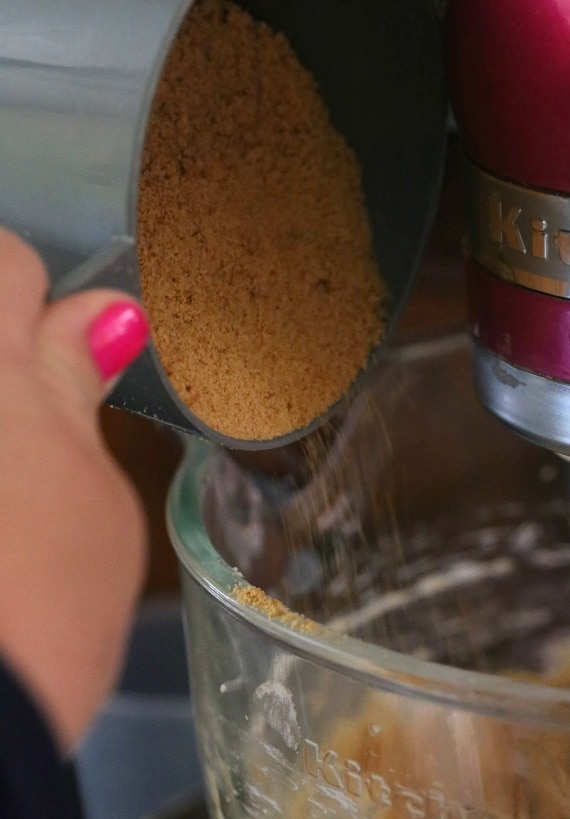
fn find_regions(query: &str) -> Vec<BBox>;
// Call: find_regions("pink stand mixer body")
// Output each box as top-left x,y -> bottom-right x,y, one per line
447,0 -> 570,456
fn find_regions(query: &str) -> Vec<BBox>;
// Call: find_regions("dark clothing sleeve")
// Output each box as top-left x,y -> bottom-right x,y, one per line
0,658 -> 84,819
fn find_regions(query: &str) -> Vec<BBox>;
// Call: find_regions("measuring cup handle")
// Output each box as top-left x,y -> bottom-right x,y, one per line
50,235 -> 206,438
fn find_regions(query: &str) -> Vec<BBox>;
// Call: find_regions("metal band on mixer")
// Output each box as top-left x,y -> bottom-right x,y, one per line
465,158 -> 570,298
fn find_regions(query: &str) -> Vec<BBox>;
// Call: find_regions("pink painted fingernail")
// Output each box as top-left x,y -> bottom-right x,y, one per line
88,301 -> 149,380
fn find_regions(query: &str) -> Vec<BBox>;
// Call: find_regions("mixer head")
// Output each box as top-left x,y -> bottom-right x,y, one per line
446,0 -> 570,457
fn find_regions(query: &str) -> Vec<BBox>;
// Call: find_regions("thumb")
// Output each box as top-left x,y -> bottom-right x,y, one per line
37,290 -> 149,413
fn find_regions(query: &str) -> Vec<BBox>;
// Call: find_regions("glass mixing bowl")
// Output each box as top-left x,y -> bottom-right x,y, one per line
168,332 -> 570,818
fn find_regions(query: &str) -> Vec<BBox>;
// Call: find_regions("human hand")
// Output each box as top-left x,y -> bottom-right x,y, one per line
0,228 -> 149,752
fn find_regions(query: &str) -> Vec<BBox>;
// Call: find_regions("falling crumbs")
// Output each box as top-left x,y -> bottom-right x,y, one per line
138,0 -> 387,441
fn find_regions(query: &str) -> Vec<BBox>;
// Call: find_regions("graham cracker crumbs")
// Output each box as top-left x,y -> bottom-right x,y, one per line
232,584 -> 317,634
138,0 -> 386,441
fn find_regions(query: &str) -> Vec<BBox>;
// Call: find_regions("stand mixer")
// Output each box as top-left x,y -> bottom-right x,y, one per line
446,0 -> 570,457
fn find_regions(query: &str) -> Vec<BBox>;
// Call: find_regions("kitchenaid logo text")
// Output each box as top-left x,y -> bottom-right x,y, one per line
303,739 -> 501,819
488,191 -> 570,264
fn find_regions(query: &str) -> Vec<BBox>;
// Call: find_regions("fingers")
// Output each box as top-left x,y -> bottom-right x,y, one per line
36,289 -> 149,414
0,228 -> 49,356
0,227 -> 149,417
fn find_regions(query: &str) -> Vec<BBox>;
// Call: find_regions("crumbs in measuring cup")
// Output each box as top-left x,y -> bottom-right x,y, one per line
138,0 -> 387,442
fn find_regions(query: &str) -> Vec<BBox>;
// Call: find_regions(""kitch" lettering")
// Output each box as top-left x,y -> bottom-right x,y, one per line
488,192 -> 570,265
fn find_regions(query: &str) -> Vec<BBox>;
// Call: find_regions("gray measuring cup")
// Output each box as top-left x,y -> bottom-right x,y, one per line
0,0 -> 446,449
